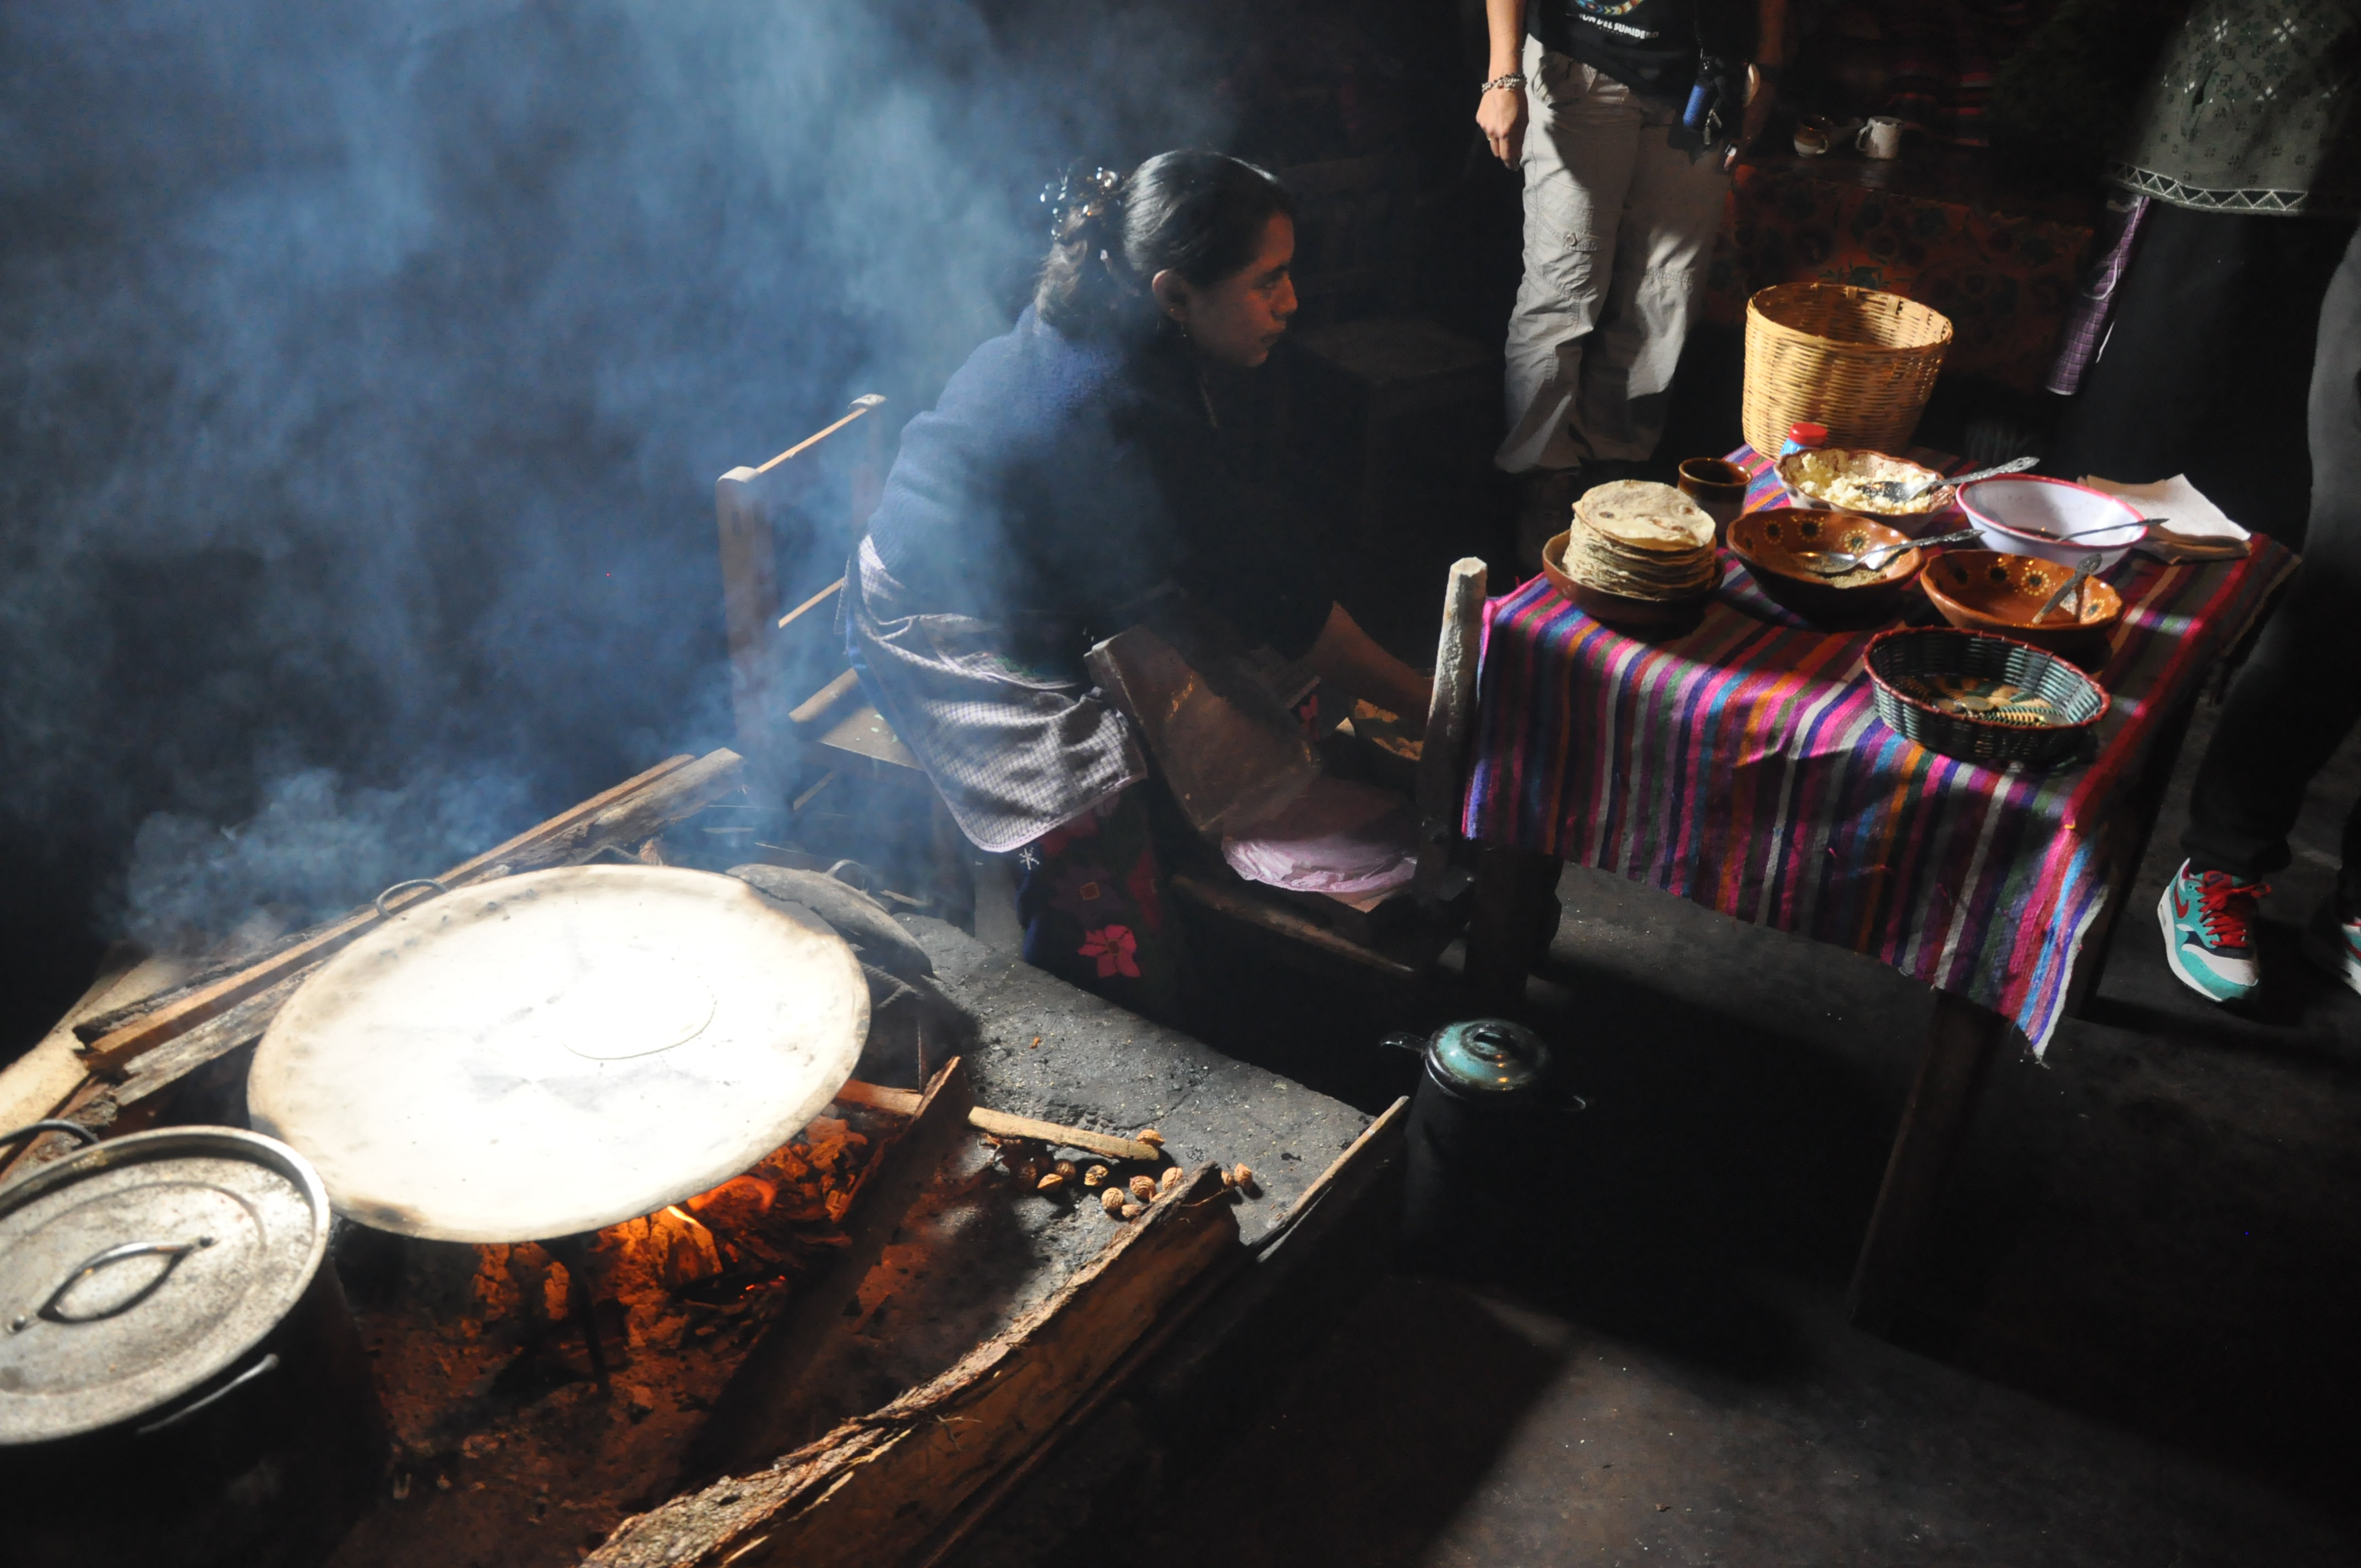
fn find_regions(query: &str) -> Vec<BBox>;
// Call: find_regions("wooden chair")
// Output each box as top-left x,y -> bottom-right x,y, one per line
716,394 -> 888,798
1165,557 -> 1495,988
715,397 -> 970,916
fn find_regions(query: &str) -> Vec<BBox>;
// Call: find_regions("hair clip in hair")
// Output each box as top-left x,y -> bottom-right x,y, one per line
1040,162 -> 1124,237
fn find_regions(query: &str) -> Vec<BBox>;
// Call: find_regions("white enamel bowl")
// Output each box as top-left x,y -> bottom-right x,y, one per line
1958,475 -> 2146,573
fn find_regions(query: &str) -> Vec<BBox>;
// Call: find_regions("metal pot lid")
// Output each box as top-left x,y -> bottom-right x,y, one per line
1426,1019 -> 1555,1097
0,1128 -> 328,1446
247,866 -> 868,1244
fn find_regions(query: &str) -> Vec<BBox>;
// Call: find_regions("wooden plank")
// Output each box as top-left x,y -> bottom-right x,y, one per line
833,1078 -> 1160,1163
1168,870 -> 1422,983
719,462 -> 788,792
521,749 -> 744,869
589,1164 -> 1238,1568
754,398 -> 880,477
776,578 -> 843,632
1846,989 -> 2012,1335
788,668 -> 861,729
73,921 -> 338,1046
1266,1094 -> 1407,1247
687,1059 -> 980,1479
75,752 -> 705,1076
817,703 -> 923,771
112,974 -> 307,1110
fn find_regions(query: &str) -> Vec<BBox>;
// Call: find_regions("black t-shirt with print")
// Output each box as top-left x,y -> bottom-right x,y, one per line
1528,0 -> 1751,100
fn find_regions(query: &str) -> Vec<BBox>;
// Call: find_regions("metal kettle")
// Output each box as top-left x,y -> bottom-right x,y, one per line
1384,1019 -> 1586,1272
1384,1019 -> 1585,1108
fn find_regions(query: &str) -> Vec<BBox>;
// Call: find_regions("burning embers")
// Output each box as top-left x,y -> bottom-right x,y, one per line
419,1114 -> 878,1362
337,1109 -> 891,1564
553,1114 -> 874,1351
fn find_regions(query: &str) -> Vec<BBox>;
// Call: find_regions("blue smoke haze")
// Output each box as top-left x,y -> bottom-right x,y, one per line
0,0 -> 1232,944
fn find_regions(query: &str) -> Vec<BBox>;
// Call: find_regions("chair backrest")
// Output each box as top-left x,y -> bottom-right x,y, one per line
715,394 -> 888,803
1413,556 -> 1487,900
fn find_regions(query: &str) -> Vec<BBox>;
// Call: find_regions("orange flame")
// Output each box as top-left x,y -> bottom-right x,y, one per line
684,1175 -> 777,1214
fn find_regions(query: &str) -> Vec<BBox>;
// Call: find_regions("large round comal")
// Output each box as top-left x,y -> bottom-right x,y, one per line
247,865 -> 870,1243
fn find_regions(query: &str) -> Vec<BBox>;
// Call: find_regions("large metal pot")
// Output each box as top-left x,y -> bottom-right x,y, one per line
0,1125 -> 384,1568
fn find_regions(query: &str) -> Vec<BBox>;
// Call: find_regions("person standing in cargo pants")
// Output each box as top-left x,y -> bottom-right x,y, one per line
1478,0 -> 1787,568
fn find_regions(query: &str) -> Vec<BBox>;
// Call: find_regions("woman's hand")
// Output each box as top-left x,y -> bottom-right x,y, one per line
1478,84 -> 1528,168
1305,603 -> 1434,734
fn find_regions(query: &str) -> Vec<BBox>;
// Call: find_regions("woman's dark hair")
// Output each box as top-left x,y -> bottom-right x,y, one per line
1036,150 -> 1295,336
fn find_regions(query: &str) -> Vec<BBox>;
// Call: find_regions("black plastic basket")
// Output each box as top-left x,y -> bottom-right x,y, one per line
1864,626 -> 2108,767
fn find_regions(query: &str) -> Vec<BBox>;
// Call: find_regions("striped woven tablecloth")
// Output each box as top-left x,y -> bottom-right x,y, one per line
1462,448 -> 2297,1054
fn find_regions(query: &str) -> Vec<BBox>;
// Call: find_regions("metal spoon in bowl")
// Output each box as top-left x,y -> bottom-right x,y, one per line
2011,515 -> 2246,562
1794,528 -> 1983,578
2033,552 -> 2107,624
1857,454 -> 2041,505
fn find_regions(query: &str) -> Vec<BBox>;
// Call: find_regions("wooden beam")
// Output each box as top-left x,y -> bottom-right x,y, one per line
76,752 -> 708,1076
590,1163 -> 1239,1568
833,1078 -> 1160,1163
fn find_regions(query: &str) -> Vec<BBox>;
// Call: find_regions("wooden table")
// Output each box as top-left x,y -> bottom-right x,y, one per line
1460,451 -> 2293,1331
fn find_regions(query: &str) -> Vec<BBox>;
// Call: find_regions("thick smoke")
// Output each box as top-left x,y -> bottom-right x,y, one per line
0,0 -> 1231,949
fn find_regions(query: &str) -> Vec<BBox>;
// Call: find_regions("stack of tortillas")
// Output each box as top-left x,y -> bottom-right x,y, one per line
1560,481 -> 1717,601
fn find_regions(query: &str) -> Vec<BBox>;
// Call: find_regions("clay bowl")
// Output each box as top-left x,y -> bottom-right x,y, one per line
1727,508 -> 1922,625
1919,548 -> 2124,656
1541,529 -> 1721,635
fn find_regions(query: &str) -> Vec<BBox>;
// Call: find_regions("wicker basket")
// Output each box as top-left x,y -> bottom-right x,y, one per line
1742,283 -> 1953,458
1864,627 -> 2107,768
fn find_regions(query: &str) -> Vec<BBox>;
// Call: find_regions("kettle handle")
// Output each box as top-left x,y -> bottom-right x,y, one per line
1379,1033 -> 1427,1054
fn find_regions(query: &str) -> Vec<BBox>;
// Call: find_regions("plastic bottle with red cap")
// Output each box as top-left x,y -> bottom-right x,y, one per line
1778,421 -> 1829,456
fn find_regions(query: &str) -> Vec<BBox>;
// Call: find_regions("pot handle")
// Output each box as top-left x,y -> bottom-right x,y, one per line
374,878 -> 450,918
135,1353 -> 280,1436
0,1119 -> 98,1155
9,1235 -> 217,1333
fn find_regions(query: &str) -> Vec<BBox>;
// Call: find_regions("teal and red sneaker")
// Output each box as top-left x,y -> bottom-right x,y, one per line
2156,860 -> 2265,1004
2300,895 -> 2361,997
